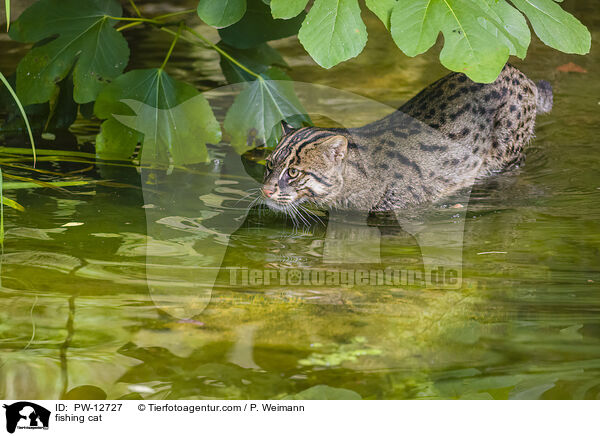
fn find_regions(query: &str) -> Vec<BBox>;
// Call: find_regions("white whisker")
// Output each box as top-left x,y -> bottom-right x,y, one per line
235,188 -> 261,205
290,203 -> 309,228
298,203 -> 324,226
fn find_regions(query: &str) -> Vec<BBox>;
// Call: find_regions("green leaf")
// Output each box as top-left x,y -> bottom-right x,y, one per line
1,180 -> 91,190
390,0 -> 440,57
391,0 -> 526,83
95,117 -> 140,161
9,0 -> 129,105
197,0 -> 247,28
219,0 -> 305,49
365,0 -> 397,30
270,0 -> 308,19
0,194 -> 25,212
4,0 -> 10,31
218,42 -> 287,84
298,0 -> 368,69
479,0 -> 530,59
283,385 -> 362,400
94,69 -> 221,164
224,67 -> 309,153
509,0 -> 590,54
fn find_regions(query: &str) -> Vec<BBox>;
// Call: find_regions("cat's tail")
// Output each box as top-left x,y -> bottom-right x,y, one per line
536,80 -> 553,114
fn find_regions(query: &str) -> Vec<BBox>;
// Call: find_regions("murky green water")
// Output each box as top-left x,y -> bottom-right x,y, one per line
1,1 -> 599,400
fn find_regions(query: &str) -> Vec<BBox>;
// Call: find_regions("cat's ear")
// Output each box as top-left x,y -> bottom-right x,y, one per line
281,120 -> 295,136
321,135 -> 348,164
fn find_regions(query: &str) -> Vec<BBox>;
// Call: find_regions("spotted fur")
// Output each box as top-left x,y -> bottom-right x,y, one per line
262,64 -> 552,212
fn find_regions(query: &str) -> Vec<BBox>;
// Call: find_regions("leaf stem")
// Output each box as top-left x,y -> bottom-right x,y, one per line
106,15 -> 161,24
116,22 -> 140,32
111,11 -> 262,82
128,0 -> 141,17
160,23 -> 183,71
159,27 -> 202,46
183,25 -> 262,80
156,9 -> 196,20
115,9 -> 195,32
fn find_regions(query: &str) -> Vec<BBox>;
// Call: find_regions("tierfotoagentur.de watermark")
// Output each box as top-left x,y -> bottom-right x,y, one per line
227,267 -> 459,287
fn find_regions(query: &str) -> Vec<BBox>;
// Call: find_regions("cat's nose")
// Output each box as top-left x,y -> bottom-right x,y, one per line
262,187 -> 274,197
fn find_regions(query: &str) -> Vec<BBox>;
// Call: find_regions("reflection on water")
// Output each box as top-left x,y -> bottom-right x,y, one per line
1,2 -> 600,400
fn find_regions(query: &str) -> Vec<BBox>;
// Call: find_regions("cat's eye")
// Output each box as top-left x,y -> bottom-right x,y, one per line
287,168 -> 299,178
265,160 -> 273,171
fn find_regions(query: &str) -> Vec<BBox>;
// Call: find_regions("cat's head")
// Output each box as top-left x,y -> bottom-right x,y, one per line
262,123 -> 348,211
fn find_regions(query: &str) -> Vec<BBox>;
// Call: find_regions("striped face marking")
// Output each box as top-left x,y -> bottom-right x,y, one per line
262,128 -> 348,211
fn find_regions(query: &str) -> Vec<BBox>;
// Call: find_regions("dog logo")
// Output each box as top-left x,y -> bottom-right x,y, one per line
3,402 -> 50,434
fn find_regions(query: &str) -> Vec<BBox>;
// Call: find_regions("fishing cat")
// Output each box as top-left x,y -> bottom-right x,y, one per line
261,64 -> 553,213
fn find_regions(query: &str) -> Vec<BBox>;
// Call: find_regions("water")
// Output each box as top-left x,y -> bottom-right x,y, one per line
1,1 -> 599,400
